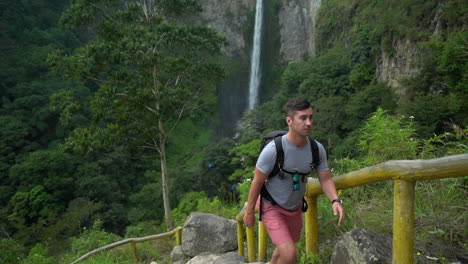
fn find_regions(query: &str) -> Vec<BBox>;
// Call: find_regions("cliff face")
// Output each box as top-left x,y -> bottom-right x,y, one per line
198,0 -> 254,58
376,3 -> 444,96
278,0 -> 322,62
376,39 -> 421,97
198,0 -> 322,62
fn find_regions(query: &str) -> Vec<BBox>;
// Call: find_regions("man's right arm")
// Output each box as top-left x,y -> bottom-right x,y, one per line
243,168 -> 268,228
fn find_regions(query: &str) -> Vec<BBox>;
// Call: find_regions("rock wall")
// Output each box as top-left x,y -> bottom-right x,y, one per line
198,0 -> 322,62
376,39 -> 421,97
198,0 -> 254,58
278,0 -> 322,62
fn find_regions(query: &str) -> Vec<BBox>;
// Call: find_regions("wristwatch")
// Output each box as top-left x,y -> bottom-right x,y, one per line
331,198 -> 343,204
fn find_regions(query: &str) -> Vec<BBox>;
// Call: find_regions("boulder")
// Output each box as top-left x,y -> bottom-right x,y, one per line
171,245 -> 187,263
186,251 -> 248,264
186,252 -> 222,264
213,251 -> 247,264
331,228 -> 392,264
182,213 -> 238,257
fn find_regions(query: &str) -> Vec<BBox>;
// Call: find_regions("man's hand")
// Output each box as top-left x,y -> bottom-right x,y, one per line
332,202 -> 345,226
243,210 -> 255,228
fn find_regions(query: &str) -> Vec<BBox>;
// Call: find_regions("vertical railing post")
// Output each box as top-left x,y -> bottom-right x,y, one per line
175,227 -> 182,246
258,221 -> 267,262
130,241 -> 138,264
393,179 -> 415,264
304,195 -> 318,255
246,226 -> 256,262
237,221 -> 245,257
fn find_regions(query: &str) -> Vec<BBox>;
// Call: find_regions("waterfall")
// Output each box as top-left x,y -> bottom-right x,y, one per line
248,0 -> 263,110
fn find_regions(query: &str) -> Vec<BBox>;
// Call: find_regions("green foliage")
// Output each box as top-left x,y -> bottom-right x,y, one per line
39,198 -> 102,253
9,185 -> 55,224
420,125 -> 468,158
170,191 -> 208,226
166,118 -> 213,170
297,249 -> 333,264
171,191 -> 238,227
51,0 -> 228,231
128,182 -> 163,224
413,177 -> 467,258
400,31 -> 467,137
229,139 -> 260,182
225,138 -> 264,205
0,116 -> 31,177
195,196 -> 238,219
297,48 -> 352,99
19,244 -> 54,264
0,239 -> 25,264
343,84 -> 396,131
191,138 -> 237,200
61,220 -> 133,264
125,221 -> 162,238
441,0 -> 468,28
358,108 -> 419,164
70,220 -> 122,254
49,82 -> 91,129
8,147 -> 77,224
315,0 -> 357,51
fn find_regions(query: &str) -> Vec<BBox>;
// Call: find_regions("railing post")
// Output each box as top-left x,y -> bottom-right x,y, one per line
175,227 -> 182,246
130,241 -> 138,264
246,226 -> 256,262
258,221 -> 267,262
304,195 -> 318,255
393,179 -> 415,264
237,221 -> 245,257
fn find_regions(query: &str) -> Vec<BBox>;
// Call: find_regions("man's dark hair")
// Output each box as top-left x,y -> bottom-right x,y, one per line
284,98 -> 311,117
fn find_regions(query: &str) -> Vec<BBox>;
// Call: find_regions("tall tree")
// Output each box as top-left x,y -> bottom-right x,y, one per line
50,0 -> 226,230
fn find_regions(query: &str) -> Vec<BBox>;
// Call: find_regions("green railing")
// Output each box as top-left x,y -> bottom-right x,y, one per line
71,226 -> 182,264
236,154 -> 468,263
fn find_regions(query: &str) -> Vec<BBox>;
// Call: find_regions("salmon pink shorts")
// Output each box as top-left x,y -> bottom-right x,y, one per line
257,198 -> 303,245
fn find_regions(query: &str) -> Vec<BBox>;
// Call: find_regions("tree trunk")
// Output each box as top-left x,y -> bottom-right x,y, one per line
159,135 -> 173,231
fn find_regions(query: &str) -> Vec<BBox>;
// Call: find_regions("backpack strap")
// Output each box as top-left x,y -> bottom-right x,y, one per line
259,135 -> 283,222
308,137 -> 320,170
273,136 -> 284,179
270,136 -> 320,178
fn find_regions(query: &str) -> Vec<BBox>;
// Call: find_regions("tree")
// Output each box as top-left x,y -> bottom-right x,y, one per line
50,0 -> 226,230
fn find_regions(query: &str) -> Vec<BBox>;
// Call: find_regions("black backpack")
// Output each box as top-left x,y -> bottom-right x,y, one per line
258,130 -> 320,221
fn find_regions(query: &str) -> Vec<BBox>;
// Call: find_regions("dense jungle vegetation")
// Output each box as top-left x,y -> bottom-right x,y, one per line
0,0 -> 466,263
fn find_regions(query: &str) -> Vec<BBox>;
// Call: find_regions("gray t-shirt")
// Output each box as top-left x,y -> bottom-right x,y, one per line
256,135 -> 329,210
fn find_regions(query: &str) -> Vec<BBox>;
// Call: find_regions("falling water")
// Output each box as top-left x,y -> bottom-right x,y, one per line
248,0 -> 263,110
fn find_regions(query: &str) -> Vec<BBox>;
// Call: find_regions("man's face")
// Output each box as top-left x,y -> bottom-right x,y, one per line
286,107 -> 313,136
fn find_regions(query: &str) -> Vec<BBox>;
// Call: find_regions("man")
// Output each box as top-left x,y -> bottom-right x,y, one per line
243,98 -> 345,264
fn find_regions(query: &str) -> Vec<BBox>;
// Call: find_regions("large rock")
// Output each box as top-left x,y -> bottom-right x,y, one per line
186,252 -> 222,264
213,251 -> 247,264
171,245 -> 188,263
186,251 -> 248,264
331,228 -> 392,264
182,213 -> 238,257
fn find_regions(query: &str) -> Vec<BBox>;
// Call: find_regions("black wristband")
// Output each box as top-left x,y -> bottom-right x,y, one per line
332,198 -> 342,204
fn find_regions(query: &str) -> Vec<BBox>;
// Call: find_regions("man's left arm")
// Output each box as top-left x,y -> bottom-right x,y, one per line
317,170 -> 345,226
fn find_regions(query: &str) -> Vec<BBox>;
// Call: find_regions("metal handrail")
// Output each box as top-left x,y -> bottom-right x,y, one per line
71,226 -> 183,264
236,154 -> 468,263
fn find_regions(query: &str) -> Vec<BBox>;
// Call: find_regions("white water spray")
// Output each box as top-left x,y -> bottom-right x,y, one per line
248,0 -> 263,110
